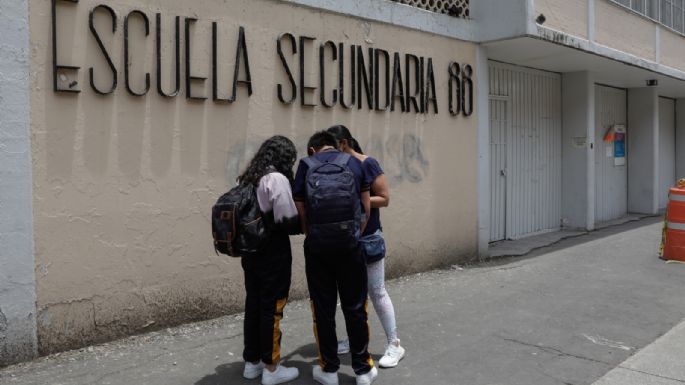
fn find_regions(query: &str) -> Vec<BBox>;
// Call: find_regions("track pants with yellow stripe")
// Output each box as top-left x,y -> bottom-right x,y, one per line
304,243 -> 374,375
241,234 -> 292,365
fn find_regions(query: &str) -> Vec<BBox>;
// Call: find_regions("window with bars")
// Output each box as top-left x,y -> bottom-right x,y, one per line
611,0 -> 685,34
389,0 -> 470,18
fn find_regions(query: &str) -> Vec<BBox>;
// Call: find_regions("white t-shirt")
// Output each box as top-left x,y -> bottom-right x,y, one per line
256,172 -> 298,224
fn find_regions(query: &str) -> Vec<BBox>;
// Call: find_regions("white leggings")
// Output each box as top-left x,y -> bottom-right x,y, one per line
367,258 -> 398,344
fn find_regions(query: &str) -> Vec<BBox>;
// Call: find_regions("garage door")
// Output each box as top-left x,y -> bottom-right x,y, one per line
489,61 -> 562,241
595,85 -> 628,223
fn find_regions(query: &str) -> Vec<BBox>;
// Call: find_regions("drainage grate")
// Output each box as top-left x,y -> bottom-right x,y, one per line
390,0 -> 469,18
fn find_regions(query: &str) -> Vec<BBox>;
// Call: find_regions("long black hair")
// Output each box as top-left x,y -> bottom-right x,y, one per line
349,138 -> 364,154
327,125 -> 364,154
237,135 -> 297,186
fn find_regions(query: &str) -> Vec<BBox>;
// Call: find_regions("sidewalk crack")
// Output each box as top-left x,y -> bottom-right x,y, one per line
498,336 -> 612,365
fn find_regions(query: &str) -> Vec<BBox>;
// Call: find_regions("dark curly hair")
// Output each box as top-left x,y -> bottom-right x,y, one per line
238,135 -> 297,186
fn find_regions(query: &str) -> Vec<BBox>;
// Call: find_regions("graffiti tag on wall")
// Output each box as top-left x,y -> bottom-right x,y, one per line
226,133 -> 429,185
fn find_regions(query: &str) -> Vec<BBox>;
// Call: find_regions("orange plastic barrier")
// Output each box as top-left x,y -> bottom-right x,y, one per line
662,179 -> 685,262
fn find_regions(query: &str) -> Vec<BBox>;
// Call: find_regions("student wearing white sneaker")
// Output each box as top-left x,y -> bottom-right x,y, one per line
293,131 -> 377,385
328,126 -> 406,369
237,136 -> 300,385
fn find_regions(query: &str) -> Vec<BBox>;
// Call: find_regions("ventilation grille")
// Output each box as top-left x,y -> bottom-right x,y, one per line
390,0 -> 469,18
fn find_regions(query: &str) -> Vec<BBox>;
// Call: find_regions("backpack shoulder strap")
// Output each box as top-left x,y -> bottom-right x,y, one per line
303,156 -> 321,169
331,153 -> 351,167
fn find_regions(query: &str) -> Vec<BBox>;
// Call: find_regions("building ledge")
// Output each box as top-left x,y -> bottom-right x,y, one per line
281,0 -> 476,41
533,24 -> 685,83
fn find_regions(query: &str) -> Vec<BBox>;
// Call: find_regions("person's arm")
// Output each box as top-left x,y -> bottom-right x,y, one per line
370,174 -> 390,208
295,201 -> 307,235
292,159 -> 308,235
361,190 -> 371,234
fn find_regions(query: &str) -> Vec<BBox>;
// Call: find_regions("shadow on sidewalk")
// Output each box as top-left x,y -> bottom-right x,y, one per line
194,343 -> 360,385
476,215 -> 664,268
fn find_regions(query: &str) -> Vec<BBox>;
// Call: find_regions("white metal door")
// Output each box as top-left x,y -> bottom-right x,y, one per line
659,97 -> 676,209
489,97 -> 508,241
595,85 -> 628,222
489,61 -> 562,240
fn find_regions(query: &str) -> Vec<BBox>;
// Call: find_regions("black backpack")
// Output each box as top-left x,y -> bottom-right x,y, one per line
211,182 -> 268,257
303,153 -> 361,251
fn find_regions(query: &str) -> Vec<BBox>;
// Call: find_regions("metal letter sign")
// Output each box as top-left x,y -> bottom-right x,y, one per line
51,3 -> 475,117
52,0 -> 80,93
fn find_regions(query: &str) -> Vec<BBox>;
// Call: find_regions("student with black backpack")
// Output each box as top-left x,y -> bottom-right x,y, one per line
233,135 -> 300,385
293,131 -> 378,385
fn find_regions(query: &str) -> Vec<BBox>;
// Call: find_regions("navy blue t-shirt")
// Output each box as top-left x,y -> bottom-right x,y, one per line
292,150 -> 370,207
362,157 -> 384,236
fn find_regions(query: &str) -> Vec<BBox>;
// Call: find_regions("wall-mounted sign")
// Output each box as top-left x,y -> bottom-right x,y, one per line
51,0 -> 475,117
613,124 -> 626,166
572,136 -> 587,149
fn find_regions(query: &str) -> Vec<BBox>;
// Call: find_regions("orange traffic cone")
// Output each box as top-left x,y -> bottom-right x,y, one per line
662,179 -> 685,262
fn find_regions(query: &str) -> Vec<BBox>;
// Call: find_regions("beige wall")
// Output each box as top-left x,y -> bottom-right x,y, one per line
595,0 -> 656,61
31,0 -> 478,353
660,28 -> 685,72
535,0 -> 588,39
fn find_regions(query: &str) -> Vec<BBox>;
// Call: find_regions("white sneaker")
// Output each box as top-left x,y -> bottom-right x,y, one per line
313,365 -> 339,385
262,364 -> 299,385
378,340 -> 405,368
243,361 -> 265,379
355,366 -> 378,385
337,338 -> 350,354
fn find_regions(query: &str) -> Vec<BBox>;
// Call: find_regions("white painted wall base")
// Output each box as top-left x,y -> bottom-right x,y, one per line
477,46 -> 490,257
0,0 -> 37,366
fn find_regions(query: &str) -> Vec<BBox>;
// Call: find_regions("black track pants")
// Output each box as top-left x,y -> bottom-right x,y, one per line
305,243 -> 374,375
241,234 -> 292,365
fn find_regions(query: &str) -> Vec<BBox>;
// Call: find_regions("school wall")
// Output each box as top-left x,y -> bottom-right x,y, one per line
30,0 -> 478,354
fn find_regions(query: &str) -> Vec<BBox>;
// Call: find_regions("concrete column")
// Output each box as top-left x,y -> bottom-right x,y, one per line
0,0 -> 37,366
476,46 -> 490,257
561,72 -> 595,231
588,0 -> 595,42
628,87 -> 659,214
676,99 -> 685,180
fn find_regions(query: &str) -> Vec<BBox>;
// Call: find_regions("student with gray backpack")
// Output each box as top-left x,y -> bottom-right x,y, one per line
293,131 -> 378,385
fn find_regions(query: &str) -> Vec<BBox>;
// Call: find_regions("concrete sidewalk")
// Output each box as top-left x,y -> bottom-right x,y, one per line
1,217 -> 685,385
592,318 -> 685,385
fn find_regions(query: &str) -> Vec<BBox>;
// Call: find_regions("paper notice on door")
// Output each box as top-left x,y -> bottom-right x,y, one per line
572,137 -> 587,149
606,145 -> 613,157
